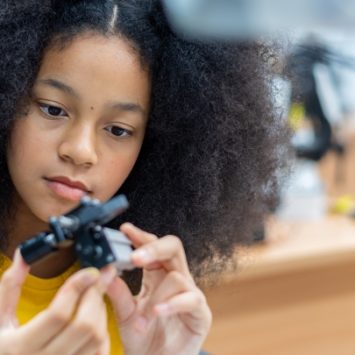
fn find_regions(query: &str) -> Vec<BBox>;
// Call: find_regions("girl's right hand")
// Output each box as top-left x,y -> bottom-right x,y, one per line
0,249 -> 115,355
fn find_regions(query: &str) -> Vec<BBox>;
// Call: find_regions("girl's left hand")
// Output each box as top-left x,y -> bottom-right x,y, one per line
106,223 -> 212,355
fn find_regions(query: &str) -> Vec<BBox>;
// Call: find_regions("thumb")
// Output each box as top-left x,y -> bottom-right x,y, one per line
106,276 -> 136,324
0,249 -> 30,328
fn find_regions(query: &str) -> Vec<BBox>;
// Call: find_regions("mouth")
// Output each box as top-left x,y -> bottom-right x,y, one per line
45,176 -> 91,202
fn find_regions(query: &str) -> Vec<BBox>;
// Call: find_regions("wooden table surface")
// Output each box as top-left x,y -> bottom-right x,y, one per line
203,216 -> 355,355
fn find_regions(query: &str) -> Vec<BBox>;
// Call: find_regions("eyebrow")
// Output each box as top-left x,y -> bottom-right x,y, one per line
37,78 -> 146,117
107,101 -> 146,117
37,78 -> 80,99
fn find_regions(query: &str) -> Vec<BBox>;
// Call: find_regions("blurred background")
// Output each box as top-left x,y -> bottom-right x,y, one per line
162,1 -> 355,354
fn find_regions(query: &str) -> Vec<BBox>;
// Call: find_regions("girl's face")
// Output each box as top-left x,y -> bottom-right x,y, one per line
7,34 -> 151,224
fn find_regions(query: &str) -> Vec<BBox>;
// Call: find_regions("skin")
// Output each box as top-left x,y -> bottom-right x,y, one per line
0,33 -> 212,355
6,33 -> 150,276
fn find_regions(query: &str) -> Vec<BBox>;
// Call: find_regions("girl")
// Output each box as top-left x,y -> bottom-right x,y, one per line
0,1 -> 288,354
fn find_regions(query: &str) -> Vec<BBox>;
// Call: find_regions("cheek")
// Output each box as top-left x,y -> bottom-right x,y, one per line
7,119 -> 58,204
7,123 -> 30,178
10,140 -> 42,168
8,123 -> 49,173
97,149 -> 141,200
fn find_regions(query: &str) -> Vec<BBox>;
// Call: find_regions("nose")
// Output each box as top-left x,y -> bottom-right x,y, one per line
58,123 -> 98,167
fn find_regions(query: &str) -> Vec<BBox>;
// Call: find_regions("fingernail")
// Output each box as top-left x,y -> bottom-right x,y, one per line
120,222 -> 134,231
122,222 -> 134,228
134,316 -> 148,332
82,268 -> 100,285
132,249 -> 154,263
155,303 -> 171,316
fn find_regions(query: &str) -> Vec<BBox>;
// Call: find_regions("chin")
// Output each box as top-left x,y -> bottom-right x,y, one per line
35,201 -> 80,223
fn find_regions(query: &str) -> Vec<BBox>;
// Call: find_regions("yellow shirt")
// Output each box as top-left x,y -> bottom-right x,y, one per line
0,255 -> 123,355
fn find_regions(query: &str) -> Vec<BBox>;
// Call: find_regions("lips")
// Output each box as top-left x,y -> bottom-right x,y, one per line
45,176 -> 91,201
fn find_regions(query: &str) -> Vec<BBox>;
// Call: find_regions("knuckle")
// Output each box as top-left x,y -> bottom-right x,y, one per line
195,291 -> 213,325
90,331 -> 104,345
70,278 -> 88,294
169,271 -> 194,289
75,320 -> 99,339
165,235 -> 183,248
146,232 -> 158,240
169,270 -> 184,283
75,321 -> 96,338
48,307 -> 70,325
64,270 -> 96,294
192,292 -> 203,307
193,289 -> 207,307
1,270 -> 16,289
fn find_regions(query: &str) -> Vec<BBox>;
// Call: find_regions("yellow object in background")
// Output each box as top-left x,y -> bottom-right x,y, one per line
329,195 -> 355,215
289,102 -> 306,131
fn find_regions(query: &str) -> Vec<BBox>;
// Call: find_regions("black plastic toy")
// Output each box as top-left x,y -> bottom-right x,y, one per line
19,195 -> 134,275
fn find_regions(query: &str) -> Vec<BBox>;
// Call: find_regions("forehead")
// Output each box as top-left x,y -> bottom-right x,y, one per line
36,33 -> 151,111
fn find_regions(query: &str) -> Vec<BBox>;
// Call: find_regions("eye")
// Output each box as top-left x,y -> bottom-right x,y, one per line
38,103 -> 68,118
105,126 -> 132,138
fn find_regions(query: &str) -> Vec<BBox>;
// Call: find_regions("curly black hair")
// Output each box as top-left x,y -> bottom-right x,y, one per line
0,0 -> 289,291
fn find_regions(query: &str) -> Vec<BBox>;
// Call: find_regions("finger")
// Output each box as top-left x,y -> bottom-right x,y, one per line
0,249 -> 30,327
74,329 -> 110,355
106,276 -> 136,326
154,291 -> 212,335
17,268 -> 101,349
75,335 -> 109,355
97,336 -> 110,355
45,286 -> 107,355
119,223 -> 157,249
98,264 -> 117,293
131,235 -> 191,277
139,271 -> 193,317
